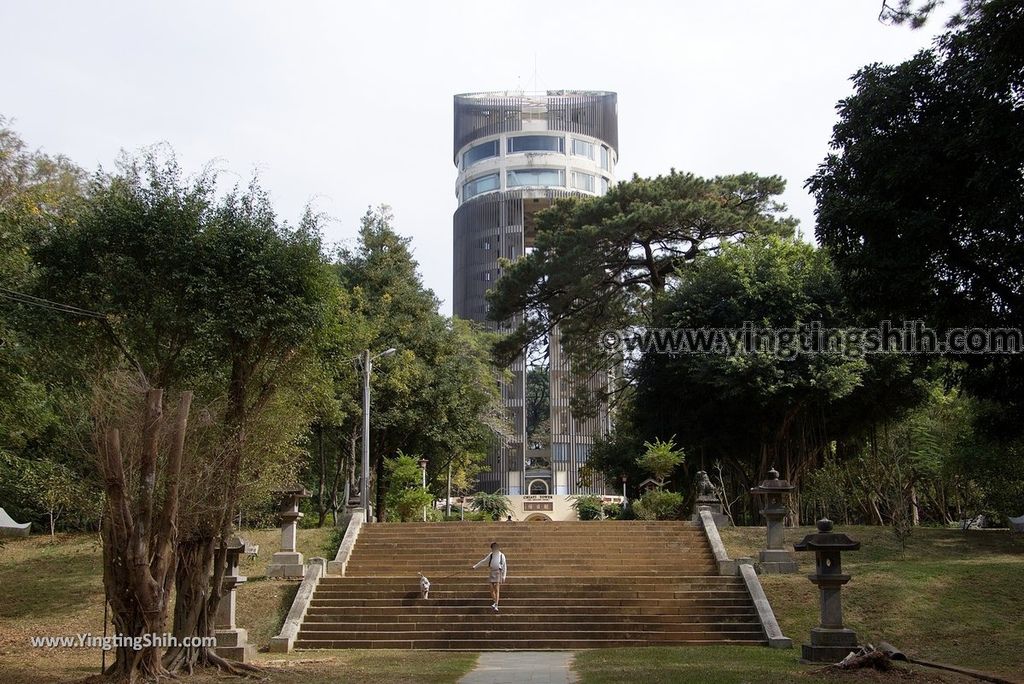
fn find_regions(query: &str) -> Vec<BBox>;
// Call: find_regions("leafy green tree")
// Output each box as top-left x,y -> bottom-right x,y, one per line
0,118 -> 96,531
808,0 -> 1024,433
486,171 -> 796,414
31,150 -> 339,676
0,452 -> 99,536
383,452 -> 434,522
442,450 -> 488,516
878,0 -> 944,27
594,236 -> 926,522
525,365 -> 550,442
636,437 -> 685,488
805,381 -> 1024,528
166,182 -> 337,674
334,208 -> 506,521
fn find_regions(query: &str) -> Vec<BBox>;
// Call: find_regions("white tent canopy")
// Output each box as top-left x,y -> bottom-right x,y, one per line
0,507 -> 31,537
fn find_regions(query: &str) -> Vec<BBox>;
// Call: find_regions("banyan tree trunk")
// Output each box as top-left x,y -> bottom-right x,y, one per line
163,537 -> 216,673
97,389 -> 195,682
102,559 -> 168,681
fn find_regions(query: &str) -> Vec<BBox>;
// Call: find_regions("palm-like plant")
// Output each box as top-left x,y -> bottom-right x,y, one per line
470,491 -> 512,521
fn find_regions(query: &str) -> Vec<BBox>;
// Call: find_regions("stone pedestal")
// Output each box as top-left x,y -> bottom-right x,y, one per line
751,468 -> 798,573
794,519 -> 861,663
266,487 -> 310,578
803,626 -> 859,663
215,536 -> 258,663
758,548 -> 798,573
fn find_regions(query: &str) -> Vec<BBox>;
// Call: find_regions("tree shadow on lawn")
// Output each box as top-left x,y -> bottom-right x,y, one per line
0,540 -> 102,620
847,528 -> 1024,565
233,575 -> 300,648
843,559 -> 1024,678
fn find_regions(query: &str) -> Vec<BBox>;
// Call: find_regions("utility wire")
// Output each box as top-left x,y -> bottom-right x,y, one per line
0,285 -> 148,383
0,286 -> 107,319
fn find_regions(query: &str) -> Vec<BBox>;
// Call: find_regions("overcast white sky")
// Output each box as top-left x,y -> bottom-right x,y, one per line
2,1 -> 949,314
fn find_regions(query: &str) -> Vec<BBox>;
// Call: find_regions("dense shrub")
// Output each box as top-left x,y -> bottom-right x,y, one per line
384,453 -> 434,522
443,509 -> 490,522
572,495 -> 603,520
471,492 -> 512,521
633,490 -> 685,520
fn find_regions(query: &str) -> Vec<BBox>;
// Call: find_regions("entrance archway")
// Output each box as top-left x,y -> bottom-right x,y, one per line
524,513 -> 552,522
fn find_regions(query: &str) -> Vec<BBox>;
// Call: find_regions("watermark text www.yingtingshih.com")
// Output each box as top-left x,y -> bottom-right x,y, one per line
29,632 -> 217,651
600,321 -> 1024,360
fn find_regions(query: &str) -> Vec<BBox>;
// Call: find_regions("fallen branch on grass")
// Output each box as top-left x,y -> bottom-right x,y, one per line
813,643 -> 1016,684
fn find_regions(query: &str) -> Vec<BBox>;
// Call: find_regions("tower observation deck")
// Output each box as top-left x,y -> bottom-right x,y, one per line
452,90 -> 618,496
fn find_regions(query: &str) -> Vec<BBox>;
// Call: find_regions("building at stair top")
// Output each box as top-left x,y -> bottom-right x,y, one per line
491,493 -> 626,522
452,90 -> 618,496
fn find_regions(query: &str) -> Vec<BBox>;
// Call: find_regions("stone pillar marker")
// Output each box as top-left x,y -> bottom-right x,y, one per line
750,467 -> 798,573
266,487 -> 310,578
215,536 -> 258,662
793,518 -> 861,663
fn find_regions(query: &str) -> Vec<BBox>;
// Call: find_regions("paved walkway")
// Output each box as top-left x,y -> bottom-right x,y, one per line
458,651 -> 577,684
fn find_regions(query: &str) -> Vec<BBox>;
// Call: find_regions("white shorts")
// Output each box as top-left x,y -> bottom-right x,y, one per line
488,569 -> 503,583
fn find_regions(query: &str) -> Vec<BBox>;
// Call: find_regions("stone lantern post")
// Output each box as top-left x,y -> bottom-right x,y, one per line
266,486 -> 310,578
793,518 -> 861,663
215,536 -> 258,662
750,467 -> 798,573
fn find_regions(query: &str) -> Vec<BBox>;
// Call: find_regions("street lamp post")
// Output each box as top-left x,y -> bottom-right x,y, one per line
419,458 -> 429,522
445,459 -> 453,518
621,473 -> 628,505
361,347 -> 396,523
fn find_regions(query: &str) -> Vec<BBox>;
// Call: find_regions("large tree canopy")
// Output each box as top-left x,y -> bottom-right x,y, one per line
30,151 -> 340,676
485,171 -> 797,415
0,118 -> 96,531
808,0 -> 1024,429
589,236 -> 925,515
334,208 -> 506,520
488,171 -> 796,358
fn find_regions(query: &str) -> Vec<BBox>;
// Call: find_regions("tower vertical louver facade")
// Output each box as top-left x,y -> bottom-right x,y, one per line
452,90 -> 618,496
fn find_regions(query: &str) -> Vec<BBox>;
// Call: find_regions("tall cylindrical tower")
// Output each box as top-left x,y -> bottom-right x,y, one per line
453,90 -> 618,496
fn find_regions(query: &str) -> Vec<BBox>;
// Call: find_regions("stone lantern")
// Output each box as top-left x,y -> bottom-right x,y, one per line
215,536 -> 258,662
266,486 -> 310,578
750,467 -> 798,573
793,518 -> 861,663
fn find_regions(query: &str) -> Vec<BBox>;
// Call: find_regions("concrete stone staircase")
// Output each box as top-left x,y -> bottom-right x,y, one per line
294,521 -> 767,650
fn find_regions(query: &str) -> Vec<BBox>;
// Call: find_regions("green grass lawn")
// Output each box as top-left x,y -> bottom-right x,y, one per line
572,645 -> 976,683
574,646 -> 806,684
0,526 -> 475,684
724,525 -> 1023,680
576,525 -> 1023,684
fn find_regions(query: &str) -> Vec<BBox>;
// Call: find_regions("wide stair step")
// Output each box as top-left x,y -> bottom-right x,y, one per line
294,521 -> 766,650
